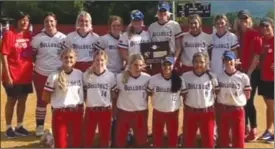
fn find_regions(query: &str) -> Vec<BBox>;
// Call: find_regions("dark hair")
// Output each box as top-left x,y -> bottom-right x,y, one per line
43,12 -> 57,21
171,69 -> 182,93
14,11 -> 30,22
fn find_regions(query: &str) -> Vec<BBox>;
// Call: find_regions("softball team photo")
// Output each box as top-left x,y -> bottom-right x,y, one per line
0,0 -> 274,148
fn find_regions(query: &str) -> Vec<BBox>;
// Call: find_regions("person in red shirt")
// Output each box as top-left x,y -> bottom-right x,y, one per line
254,18 -> 274,144
233,9 -> 262,141
1,11 -> 33,138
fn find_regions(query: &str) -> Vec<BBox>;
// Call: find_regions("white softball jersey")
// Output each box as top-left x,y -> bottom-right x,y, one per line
31,31 -> 66,76
182,71 -> 219,108
118,31 -> 151,56
116,72 -> 151,112
210,32 -> 239,75
217,71 -> 251,106
83,70 -> 116,107
44,69 -> 84,109
148,20 -> 183,54
180,32 -> 213,67
147,73 -> 187,112
64,31 -> 99,62
94,34 -> 123,74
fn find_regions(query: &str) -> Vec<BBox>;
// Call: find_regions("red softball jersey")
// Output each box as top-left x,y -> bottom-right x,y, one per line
1,30 -> 33,84
239,28 -> 262,72
260,36 -> 274,82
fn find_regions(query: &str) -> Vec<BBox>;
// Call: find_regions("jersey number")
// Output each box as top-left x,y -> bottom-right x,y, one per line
101,90 -> 107,98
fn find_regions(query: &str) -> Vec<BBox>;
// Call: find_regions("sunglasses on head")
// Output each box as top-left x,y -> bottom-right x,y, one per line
260,23 -> 270,28
239,15 -> 248,20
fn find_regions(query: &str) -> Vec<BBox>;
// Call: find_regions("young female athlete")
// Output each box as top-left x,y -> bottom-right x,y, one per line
181,52 -> 219,148
253,18 -> 274,144
118,10 -> 150,63
42,48 -> 84,148
64,11 -> 99,72
216,50 -> 251,148
1,11 -> 33,138
147,56 -> 186,148
83,50 -> 116,148
179,14 -> 213,75
94,15 -> 124,147
114,53 -> 150,148
148,2 -> 183,75
233,10 -> 262,141
32,12 -> 67,137
210,14 -> 239,75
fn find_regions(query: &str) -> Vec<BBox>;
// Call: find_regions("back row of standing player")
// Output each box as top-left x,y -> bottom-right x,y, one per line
1,1 -> 274,147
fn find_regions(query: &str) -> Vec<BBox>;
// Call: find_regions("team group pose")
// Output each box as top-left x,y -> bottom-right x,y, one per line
1,2 -> 274,148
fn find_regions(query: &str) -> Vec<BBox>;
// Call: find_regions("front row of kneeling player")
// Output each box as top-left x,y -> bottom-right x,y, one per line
42,47 -> 251,148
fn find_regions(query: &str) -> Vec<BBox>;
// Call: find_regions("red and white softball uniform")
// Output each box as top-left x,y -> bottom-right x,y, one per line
211,32 -> 239,74
44,68 -> 84,148
115,72 -> 150,147
82,69 -> 116,147
44,69 -> 84,108
94,34 -> 123,74
217,71 -> 251,106
216,71 -> 251,148
118,31 -> 150,56
148,20 -> 182,54
83,70 -> 116,107
147,73 -> 187,112
32,31 -> 67,76
64,31 -> 99,71
180,32 -> 213,67
31,31 -> 67,127
116,72 -> 150,111
147,73 -> 187,147
181,71 -> 219,148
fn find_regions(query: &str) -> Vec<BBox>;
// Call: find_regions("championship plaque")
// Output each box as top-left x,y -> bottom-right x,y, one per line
140,41 -> 170,64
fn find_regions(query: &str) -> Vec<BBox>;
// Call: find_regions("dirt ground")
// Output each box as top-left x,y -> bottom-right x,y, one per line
0,85 -> 274,148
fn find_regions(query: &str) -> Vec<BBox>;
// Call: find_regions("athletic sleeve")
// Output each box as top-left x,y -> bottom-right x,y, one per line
110,73 -> 117,91
243,74 -> 252,91
253,35 -> 263,55
82,71 -> 89,89
31,34 -> 40,52
94,36 -> 106,50
44,72 -> 57,92
118,33 -> 128,49
212,74 -> 220,90
147,77 -> 155,93
64,33 -> 73,49
1,31 -> 12,55
147,24 -> 153,39
230,33 -> 239,49
207,34 -> 213,49
115,73 -> 121,90
180,77 -> 187,94
174,22 -> 183,39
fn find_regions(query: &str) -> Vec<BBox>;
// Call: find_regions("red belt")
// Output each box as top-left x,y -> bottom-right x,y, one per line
184,104 -> 214,113
53,104 -> 84,112
86,106 -> 111,111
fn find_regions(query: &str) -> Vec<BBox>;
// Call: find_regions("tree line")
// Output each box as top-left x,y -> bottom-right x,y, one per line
1,1 -> 273,27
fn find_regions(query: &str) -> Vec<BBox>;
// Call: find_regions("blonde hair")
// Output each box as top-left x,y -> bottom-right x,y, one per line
108,15 -> 124,28
75,11 -> 92,31
188,14 -> 203,31
214,14 -> 231,31
58,48 -> 77,92
87,50 -> 108,78
192,52 -> 210,69
233,16 -> 253,38
122,53 -> 145,84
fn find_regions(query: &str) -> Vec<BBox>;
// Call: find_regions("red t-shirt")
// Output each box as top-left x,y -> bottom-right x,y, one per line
1,30 -> 33,84
260,36 -> 274,82
239,28 -> 262,72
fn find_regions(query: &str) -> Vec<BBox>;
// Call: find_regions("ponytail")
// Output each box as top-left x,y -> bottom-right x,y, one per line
57,68 -> 68,92
171,69 -> 182,93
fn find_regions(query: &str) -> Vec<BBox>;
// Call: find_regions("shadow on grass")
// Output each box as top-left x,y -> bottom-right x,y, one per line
0,131 -> 40,142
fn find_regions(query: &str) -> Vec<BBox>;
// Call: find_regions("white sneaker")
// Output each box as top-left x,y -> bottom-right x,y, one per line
36,125 -> 44,137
